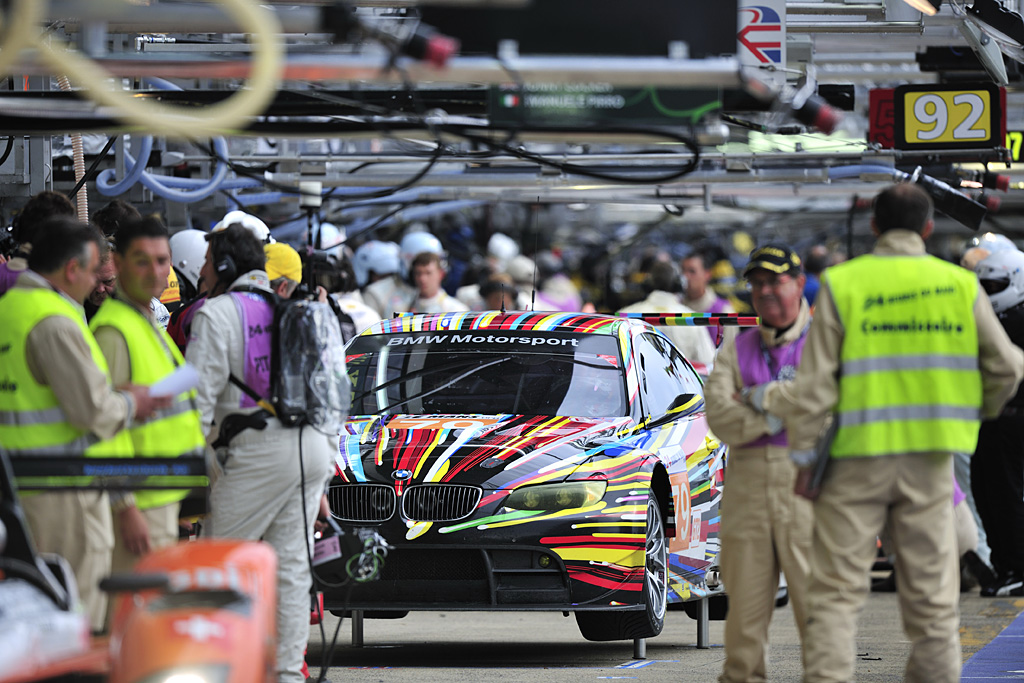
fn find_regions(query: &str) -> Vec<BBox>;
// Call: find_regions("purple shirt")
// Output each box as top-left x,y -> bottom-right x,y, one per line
735,327 -> 809,448
0,260 -> 25,297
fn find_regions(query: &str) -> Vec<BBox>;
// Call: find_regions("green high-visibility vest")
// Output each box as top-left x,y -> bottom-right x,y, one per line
91,297 -> 205,510
826,252 -> 983,457
0,287 -> 133,488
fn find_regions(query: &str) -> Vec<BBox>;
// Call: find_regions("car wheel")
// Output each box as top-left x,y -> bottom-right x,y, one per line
576,493 -> 668,641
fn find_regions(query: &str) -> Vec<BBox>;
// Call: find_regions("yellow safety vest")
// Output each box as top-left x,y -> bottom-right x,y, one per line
826,253 -> 983,457
91,297 -> 205,510
0,287 -> 133,488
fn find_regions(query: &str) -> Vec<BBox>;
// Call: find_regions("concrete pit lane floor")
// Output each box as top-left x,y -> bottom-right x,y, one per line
305,591 -> 1024,682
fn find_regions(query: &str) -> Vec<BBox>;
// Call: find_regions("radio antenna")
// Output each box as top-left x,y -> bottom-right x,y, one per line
530,198 -> 539,312
500,283 -> 507,314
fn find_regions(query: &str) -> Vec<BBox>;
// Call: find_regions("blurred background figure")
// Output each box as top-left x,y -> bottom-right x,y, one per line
328,256 -> 381,341
532,250 -> 582,312
410,252 -> 468,313
84,237 -> 118,321
802,244 -> 830,308
617,258 -> 716,374
683,246 -> 737,348
970,248 -> 1024,596
477,275 -> 519,311
0,191 -> 76,297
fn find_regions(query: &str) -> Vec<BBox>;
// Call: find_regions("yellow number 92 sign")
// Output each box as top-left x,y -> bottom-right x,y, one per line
894,83 -> 1004,151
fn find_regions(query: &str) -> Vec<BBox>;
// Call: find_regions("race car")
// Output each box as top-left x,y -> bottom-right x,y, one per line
324,311 -> 727,641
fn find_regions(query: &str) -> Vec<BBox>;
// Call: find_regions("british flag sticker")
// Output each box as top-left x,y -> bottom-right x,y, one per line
738,0 -> 787,83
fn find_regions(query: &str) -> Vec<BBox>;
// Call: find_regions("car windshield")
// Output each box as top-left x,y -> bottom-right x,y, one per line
347,331 -> 627,417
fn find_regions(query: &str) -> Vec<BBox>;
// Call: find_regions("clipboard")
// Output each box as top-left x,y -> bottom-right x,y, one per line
810,414 -> 837,490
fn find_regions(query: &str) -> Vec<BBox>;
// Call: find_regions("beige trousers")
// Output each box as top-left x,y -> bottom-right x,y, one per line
21,490 -> 114,632
205,422 -> 335,683
106,502 -> 182,629
110,502 -> 182,574
719,446 -> 814,683
803,453 -> 959,683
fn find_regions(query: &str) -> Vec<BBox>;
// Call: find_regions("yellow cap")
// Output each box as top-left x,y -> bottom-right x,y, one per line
264,242 -> 302,282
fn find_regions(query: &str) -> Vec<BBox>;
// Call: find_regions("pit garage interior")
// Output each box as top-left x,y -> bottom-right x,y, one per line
3,0 -> 1024,291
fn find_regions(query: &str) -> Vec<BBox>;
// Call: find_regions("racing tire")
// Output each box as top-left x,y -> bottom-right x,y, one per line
575,493 -> 668,641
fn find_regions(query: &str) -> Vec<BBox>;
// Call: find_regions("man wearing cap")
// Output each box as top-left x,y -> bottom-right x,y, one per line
765,184 -> 1022,682
704,243 -> 814,682
264,242 -> 304,299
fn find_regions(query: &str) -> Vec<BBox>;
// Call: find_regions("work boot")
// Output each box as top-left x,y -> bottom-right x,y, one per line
962,550 -> 996,593
871,570 -> 897,593
980,570 -> 1024,597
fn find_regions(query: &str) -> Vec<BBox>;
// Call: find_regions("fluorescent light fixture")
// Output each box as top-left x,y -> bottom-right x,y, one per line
903,0 -> 942,15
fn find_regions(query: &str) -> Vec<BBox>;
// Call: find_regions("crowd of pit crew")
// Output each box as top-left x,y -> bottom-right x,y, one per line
1,183 -> 1023,683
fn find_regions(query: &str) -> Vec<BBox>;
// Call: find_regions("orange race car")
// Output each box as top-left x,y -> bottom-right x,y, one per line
106,539 -> 278,683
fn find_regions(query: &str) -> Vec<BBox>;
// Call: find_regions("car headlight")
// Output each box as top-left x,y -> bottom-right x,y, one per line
503,481 -> 607,511
136,665 -> 230,683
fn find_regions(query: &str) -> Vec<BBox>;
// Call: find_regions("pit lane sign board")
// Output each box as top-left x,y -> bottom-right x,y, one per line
890,83 -> 1006,151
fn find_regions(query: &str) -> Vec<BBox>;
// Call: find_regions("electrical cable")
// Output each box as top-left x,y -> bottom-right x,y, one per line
67,134 -> 117,202
0,136 -> 15,170
439,123 -> 701,183
32,0 -> 285,138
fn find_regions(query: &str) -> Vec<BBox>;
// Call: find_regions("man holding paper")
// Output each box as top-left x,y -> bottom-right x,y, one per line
92,217 -> 205,580
0,216 -> 167,632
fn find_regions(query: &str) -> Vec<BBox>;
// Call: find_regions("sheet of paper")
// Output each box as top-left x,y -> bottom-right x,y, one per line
150,363 -> 200,398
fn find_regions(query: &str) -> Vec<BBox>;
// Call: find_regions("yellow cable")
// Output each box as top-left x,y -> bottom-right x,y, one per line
34,0 -> 284,138
0,0 -> 43,79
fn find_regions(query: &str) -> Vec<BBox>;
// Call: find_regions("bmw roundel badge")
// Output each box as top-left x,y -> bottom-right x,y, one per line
392,469 -> 413,481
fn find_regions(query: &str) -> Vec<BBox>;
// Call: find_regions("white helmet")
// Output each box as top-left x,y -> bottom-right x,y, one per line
399,231 -> 444,278
976,248 -> 1024,314
352,240 -> 400,288
212,210 -> 273,243
967,232 -> 1017,254
316,222 -> 346,260
487,233 -> 519,268
169,229 -> 208,292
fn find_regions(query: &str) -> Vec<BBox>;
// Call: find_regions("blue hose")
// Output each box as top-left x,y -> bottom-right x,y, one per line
828,165 -> 902,181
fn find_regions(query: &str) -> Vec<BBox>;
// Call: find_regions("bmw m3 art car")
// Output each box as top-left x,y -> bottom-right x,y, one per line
324,311 -> 726,641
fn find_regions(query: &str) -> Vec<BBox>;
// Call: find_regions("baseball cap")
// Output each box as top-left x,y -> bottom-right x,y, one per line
743,244 -> 803,277
264,242 -> 303,282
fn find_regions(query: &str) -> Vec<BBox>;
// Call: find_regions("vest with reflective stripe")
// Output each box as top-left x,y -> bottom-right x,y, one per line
0,287 -> 133,488
826,252 -> 982,457
91,297 -> 205,510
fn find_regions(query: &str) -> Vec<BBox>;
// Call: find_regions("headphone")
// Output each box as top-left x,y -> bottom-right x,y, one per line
214,253 -> 237,285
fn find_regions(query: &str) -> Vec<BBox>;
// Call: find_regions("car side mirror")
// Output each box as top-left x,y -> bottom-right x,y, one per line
645,393 -> 700,429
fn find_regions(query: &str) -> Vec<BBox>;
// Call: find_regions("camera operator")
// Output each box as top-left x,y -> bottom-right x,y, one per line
0,191 -> 76,297
185,225 -> 335,683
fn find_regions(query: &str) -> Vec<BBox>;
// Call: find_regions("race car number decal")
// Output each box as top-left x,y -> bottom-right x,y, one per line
386,417 -> 500,430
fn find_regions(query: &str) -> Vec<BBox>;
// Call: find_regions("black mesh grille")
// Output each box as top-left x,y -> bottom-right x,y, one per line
401,484 -> 482,522
328,484 -> 396,523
